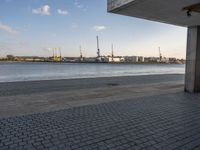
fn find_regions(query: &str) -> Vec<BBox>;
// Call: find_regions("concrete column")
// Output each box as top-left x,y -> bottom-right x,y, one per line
185,26 -> 200,92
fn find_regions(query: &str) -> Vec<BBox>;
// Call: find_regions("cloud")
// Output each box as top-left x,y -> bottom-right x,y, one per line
32,5 -> 50,15
0,23 -> 18,34
93,25 -> 107,31
57,9 -> 68,15
74,0 -> 87,11
74,0 -> 82,8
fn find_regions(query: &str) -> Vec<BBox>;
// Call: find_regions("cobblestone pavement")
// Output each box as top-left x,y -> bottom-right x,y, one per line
1,92 -> 200,150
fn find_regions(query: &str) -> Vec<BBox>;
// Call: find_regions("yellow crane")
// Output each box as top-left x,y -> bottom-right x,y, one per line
49,48 -> 62,62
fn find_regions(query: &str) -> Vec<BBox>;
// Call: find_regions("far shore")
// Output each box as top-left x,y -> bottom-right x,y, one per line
0,60 -> 185,65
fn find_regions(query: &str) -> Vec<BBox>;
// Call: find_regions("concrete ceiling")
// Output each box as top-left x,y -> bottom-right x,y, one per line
108,0 -> 200,27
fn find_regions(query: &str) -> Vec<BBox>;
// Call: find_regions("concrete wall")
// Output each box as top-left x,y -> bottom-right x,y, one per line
185,26 -> 200,92
107,0 -> 134,11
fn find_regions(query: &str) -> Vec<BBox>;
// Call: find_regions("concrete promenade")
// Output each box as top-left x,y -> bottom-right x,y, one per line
2,74 -> 200,149
0,74 -> 183,117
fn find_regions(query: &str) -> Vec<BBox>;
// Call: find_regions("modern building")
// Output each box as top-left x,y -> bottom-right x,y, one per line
108,0 -> 200,93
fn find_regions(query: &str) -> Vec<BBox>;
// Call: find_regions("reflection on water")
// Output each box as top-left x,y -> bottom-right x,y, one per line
0,62 -> 185,82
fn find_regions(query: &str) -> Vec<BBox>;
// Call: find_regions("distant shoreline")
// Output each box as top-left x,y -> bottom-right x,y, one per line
0,61 -> 185,65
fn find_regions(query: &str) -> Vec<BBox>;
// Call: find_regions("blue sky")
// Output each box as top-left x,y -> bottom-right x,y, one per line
0,0 -> 187,58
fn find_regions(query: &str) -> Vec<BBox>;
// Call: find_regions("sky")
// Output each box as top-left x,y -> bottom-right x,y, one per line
0,0 -> 187,58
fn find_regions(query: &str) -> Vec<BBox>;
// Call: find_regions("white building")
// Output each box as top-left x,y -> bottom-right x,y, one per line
108,56 -> 124,63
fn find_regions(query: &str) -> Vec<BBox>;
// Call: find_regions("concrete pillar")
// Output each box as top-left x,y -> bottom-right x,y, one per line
185,26 -> 200,92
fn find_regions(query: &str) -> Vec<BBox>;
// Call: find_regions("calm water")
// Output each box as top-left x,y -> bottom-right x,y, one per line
0,62 -> 185,83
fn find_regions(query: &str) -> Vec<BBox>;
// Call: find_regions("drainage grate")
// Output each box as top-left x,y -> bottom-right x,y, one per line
107,83 -> 119,86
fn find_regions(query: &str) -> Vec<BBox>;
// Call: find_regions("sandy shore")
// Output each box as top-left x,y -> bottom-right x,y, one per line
0,74 -> 184,118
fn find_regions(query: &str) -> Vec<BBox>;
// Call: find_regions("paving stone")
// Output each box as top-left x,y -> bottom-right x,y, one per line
1,92 -> 200,149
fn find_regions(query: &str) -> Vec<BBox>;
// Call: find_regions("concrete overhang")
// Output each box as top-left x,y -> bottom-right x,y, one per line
108,0 -> 200,27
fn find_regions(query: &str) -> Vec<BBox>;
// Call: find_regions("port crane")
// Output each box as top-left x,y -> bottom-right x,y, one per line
79,46 -> 83,61
96,36 -> 102,62
96,36 -> 100,58
159,47 -> 162,62
48,47 -> 62,62
111,44 -> 114,62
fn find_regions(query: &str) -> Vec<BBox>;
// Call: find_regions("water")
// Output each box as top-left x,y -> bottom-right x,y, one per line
0,62 -> 185,83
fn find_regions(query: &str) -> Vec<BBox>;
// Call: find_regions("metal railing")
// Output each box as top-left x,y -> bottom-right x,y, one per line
107,0 -> 135,11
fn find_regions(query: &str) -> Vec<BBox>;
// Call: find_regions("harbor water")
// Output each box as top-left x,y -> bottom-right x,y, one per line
0,62 -> 185,83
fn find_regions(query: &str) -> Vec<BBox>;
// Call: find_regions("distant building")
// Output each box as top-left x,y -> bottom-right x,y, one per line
144,57 -> 159,63
6,55 -> 15,61
108,56 -> 124,63
168,58 -> 177,64
124,56 -> 138,63
161,57 -> 169,63
138,56 -> 144,62
84,57 -> 97,63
